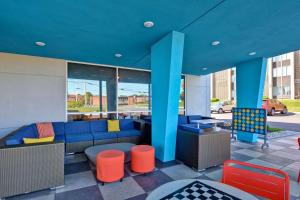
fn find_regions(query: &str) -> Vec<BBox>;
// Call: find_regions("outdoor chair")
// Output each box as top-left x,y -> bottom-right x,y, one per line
221,160 -> 290,200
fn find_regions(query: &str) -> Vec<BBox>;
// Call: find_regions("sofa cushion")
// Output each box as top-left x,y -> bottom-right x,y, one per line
108,120 -> 120,132
55,134 -> 65,142
65,121 -> 90,135
117,130 -> 141,138
23,136 -> 54,144
119,119 -> 134,130
178,115 -> 188,125
36,122 -> 55,138
178,124 -> 202,133
52,122 -> 65,136
5,124 -> 38,145
188,115 -> 203,123
92,132 -> 117,140
90,120 -> 107,132
178,123 -> 214,134
65,133 -> 93,143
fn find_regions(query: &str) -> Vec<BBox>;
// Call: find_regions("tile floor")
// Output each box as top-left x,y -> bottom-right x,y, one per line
6,134 -> 300,200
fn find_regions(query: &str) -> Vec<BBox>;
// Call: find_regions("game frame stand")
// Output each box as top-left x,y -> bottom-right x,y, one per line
231,107 -> 269,149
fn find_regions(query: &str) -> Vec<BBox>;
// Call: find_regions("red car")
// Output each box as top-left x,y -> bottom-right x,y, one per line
262,99 -> 288,116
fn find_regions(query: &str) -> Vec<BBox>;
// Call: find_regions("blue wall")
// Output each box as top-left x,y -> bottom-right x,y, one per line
151,31 -> 185,162
236,57 -> 267,143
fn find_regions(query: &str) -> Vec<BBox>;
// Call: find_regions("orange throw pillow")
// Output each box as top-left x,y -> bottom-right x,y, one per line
36,122 -> 55,138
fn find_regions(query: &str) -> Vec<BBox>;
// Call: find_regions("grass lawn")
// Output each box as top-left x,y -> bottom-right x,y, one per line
267,125 -> 283,132
68,106 -> 101,113
281,99 -> 300,112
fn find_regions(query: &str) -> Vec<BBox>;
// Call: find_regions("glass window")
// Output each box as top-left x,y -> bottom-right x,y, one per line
283,85 -> 291,96
282,66 -> 287,76
272,68 -> 277,77
117,69 -> 150,118
67,63 -> 117,120
286,66 -> 292,76
179,76 -> 185,113
277,67 -> 282,77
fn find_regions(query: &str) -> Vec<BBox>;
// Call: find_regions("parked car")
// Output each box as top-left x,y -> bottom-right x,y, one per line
211,101 -> 234,114
262,99 -> 288,116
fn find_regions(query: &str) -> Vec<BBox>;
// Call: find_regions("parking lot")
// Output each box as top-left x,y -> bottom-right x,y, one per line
212,112 -> 300,132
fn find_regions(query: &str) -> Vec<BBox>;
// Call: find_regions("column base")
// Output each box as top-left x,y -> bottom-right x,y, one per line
237,131 -> 258,143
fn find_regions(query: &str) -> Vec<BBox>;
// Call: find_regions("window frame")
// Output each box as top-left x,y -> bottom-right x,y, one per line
67,61 -> 186,119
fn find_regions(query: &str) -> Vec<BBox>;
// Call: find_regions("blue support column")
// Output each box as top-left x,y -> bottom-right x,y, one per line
151,31 -> 184,162
236,57 -> 267,143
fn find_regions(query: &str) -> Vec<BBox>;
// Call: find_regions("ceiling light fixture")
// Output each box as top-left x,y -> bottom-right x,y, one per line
211,41 -> 220,46
144,21 -> 154,28
202,67 -> 207,70
35,41 -> 46,47
249,51 -> 256,56
114,53 -> 122,58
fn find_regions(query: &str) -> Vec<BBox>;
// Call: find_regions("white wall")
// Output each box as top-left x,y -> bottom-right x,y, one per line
0,53 -> 67,138
185,74 -> 211,116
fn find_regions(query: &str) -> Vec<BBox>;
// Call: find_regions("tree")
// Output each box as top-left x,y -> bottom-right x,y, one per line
85,92 -> 93,105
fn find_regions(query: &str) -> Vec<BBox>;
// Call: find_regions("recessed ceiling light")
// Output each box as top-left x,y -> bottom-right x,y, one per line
203,67 -> 207,70
114,53 -> 122,58
35,41 -> 46,47
249,51 -> 256,56
144,21 -> 154,28
211,41 -> 220,46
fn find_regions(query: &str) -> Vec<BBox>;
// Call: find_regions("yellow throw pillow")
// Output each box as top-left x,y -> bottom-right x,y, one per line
107,120 -> 120,132
23,136 -> 54,144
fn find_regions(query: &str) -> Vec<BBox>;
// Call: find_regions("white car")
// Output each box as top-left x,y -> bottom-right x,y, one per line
211,101 -> 234,114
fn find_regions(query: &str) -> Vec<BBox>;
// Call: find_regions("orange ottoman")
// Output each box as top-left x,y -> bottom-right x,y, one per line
96,150 -> 124,185
131,145 -> 155,173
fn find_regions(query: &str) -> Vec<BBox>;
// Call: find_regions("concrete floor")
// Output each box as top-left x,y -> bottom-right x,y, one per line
212,112 -> 300,132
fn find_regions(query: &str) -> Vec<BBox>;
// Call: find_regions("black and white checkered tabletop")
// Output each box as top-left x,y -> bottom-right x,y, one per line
161,181 -> 241,200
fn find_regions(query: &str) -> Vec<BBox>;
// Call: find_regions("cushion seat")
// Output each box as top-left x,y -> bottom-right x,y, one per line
65,133 -> 93,143
178,123 -> 212,134
92,132 -> 117,140
5,124 -> 38,145
54,135 -> 65,142
117,130 -> 141,138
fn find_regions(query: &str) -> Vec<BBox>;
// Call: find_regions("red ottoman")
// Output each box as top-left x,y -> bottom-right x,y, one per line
96,150 -> 124,185
131,145 -> 155,173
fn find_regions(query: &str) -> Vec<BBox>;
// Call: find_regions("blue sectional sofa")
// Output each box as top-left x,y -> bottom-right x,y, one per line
140,115 -> 214,145
177,115 -> 214,132
4,119 -> 142,153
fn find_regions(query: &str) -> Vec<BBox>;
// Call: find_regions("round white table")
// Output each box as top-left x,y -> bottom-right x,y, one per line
146,179 -> 258,200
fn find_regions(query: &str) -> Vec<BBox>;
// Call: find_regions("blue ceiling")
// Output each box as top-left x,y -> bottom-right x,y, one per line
1,0 -> 300,75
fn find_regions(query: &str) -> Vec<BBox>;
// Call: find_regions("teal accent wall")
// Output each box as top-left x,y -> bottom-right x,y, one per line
236,57 -> 267,143
151,31 -> 184,162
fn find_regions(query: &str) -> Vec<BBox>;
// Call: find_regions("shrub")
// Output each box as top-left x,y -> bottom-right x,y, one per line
68,101 -> 84,108
211,98 -> 220,102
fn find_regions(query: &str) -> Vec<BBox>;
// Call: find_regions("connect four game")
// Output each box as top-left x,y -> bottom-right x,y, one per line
232,107 -> 268,148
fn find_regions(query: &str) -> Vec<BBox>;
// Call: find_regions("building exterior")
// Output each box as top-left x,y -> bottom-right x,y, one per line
211,50 -> 300,100
211,68 -> 235,100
